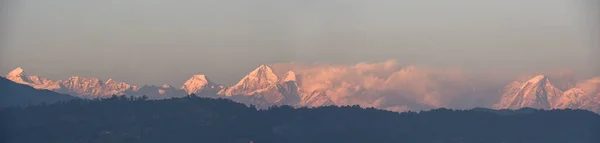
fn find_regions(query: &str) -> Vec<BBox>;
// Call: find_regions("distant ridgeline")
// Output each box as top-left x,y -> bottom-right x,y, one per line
6,66 -> 600,114
1,96 -> 599,143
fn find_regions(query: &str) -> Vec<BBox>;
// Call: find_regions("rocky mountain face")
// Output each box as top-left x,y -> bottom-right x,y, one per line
250,71 -> 302,106
298,90 -> 335,107
5,65 -> 600,113
554,88 -> 594,110
495,75 -> 563,109
6,67 -> 61,90
57,76 -> 136,98
180,74 -> 222,97
213,66 -> 303,108
495,75 -> 600,112
5,68 -> 166,99
218,65 -> 280,96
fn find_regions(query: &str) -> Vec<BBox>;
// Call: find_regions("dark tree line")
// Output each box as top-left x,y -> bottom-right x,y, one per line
1,95 -> 599,143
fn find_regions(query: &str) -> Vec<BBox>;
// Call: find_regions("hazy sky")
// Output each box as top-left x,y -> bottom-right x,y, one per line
1,0 -> 598,86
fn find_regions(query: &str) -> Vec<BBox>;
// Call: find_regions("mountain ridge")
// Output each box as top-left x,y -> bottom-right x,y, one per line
4,65 -> 600,113
496,74 -> 600,112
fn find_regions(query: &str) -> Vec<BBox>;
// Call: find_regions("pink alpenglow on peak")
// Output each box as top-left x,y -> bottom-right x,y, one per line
5,67 -> 61,90
181,74 -> 219,95
496,75 -> 565,110
5,60 -> 600,113
554,88 -> 593,109
281,71 -> 297,82
220,65 -> 279,96
4,67 -> 142,98
244,65 -> 279,84
526,75 -> 548,84
6,67 -> 25,77
6,67 -> 31,84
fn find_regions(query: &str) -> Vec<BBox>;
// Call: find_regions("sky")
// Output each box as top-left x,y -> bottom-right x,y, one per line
1,0 -> 598,86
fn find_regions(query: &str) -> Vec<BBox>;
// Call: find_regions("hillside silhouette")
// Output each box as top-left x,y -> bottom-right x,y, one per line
1,95 -> 599,143
0,77 -> 75,108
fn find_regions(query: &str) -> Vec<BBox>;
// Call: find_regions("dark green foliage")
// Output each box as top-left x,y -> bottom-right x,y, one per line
1,96 -> 599,143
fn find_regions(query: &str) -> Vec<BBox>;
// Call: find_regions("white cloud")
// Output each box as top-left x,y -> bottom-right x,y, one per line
270,60 -> 476,110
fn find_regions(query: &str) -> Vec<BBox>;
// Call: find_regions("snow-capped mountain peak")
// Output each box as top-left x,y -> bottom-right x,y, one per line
565,88 -> 585,94
67,76 -> 82,81
5,67 -> 62,90
64,76 -> 101,85
181,74 -> 218,95
6,63 -> 600,113
244,65 -> 278,83
4,68 -> 186,99
554,88 -> 593,109
6,67 -> 31,83
234,65 -> 278,87
220,65 -> 279,96
495,75 -> 563,109
192,74 -> 209,81
218,67 -> 302,105
7,67 -> 26,77
281,71 -> 297,82
105,79 -> 115,84
524,75 -> 548,85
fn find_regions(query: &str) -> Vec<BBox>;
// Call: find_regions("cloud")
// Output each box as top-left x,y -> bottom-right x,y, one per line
270,60 -> 478,109
268,59 -> 600,111
577,77 -> 600,95
383,66 -> 474,108
352,59 -> 400,78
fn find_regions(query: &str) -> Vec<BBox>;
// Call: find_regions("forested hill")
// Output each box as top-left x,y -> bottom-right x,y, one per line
1,96 -> 599,143
0,77 -> 75,108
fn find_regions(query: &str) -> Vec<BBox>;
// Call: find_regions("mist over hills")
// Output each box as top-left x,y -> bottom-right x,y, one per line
3,60 -> 599,113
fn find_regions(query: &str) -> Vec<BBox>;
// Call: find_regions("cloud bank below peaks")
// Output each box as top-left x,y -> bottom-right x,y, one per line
268,60 -> 486,111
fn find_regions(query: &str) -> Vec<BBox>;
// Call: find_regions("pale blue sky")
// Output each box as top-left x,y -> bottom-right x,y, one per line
1,0 -> 598,86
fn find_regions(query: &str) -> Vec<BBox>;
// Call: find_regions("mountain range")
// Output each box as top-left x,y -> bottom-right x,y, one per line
3,61 -> 600,113
495,75 -> 600,112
